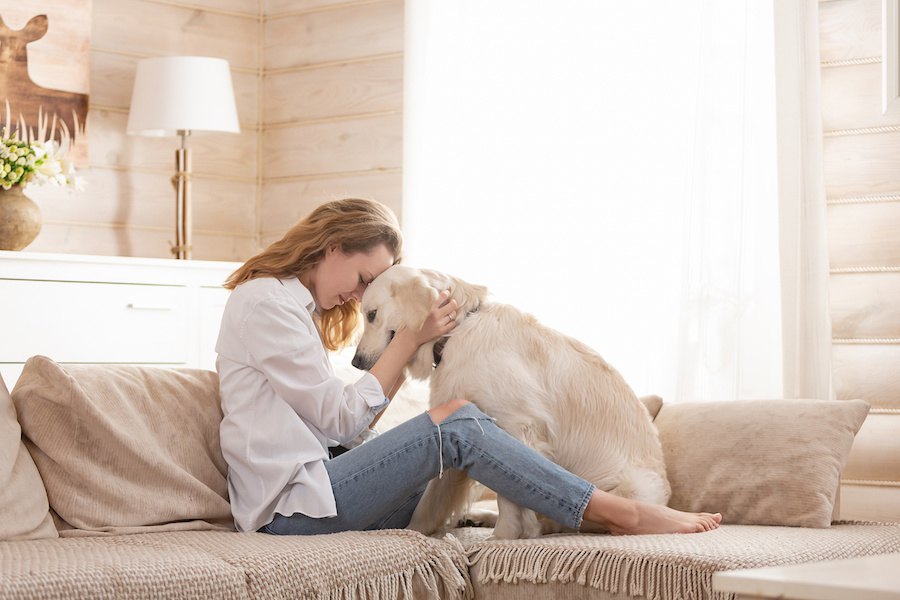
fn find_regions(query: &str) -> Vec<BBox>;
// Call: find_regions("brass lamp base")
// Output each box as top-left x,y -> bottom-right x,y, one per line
171,129 -> 192,260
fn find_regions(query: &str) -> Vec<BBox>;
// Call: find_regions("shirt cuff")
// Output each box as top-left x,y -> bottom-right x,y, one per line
357,371 -> 390,411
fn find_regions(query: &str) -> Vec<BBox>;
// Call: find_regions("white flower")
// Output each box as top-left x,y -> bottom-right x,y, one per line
0,135 -> 83,193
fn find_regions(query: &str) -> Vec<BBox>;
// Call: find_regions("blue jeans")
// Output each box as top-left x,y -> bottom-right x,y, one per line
260,403 -> 595,535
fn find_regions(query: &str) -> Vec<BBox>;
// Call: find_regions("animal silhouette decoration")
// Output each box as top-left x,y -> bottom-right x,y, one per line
0,13 -> 88,145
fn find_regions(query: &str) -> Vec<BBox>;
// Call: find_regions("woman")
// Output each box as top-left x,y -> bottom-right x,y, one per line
216,198 -> 721,536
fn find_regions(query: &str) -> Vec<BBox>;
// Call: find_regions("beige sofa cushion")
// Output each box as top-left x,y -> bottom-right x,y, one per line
0,533 -> 248,599
12,356 -> 232,533
0,529 -> 470,600
0,373 -> 57,540
455,521 -> 900,600
654,398 -> 870,528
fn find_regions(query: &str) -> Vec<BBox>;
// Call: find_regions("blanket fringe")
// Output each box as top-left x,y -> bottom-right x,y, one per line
467,544 -> 736,600
317,533 -> 472,600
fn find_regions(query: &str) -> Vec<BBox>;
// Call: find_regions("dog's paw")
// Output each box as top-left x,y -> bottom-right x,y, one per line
455,513 -> 497,529
455,501 -> 499,528
491,514 -> 541,539
519,517 -> 543,539
489,520 -> 523,540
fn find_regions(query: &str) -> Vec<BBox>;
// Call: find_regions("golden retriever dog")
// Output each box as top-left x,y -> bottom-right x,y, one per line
352,265 -> 670,539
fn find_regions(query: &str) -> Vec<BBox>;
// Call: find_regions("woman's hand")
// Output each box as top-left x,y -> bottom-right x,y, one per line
395,290 -> 458,349
414,290 -> 458,345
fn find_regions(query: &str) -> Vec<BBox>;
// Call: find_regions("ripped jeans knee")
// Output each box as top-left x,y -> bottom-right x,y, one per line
429,402 -> 496,478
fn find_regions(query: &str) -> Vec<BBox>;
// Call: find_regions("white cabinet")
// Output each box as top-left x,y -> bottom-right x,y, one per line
0,251 -> 241,389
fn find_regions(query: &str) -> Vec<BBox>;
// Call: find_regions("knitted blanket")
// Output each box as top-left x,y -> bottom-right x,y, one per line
452,522 -> 900,600
0,529 -> 471,600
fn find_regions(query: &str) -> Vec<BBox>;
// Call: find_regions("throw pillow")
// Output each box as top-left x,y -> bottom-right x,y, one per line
12,356 -> 233,532
0,372 -> 57,540
654,398 -> 869,528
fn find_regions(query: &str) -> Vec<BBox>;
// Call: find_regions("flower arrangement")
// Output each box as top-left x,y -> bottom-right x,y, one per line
1,103 -> 84,192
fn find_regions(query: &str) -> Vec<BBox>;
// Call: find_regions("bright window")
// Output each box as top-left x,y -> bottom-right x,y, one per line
404,1 -> 782,402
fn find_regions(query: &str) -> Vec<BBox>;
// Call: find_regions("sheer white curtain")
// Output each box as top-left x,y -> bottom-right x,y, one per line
404,1 -> 829,402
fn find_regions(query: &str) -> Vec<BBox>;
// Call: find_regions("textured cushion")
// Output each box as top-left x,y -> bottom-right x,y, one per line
0,372 -> 57,540
654,398 -> 870,527
161,529 -> 469,600
12,356 -> 232,533
0,533 -> 247,600
0,529 -> 470,600
454,522 -> 900,600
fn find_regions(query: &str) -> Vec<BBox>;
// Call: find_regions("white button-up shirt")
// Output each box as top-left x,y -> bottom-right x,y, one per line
215,276 -> 387,533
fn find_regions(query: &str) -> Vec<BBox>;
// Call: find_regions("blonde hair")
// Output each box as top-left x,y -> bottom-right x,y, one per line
224,198 -> 402,350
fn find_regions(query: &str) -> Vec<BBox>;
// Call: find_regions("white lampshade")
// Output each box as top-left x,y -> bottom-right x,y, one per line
127,56 -> 240,137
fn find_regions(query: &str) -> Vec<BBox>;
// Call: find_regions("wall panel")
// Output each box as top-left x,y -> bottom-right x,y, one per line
264,0 -> 402,70
819,0 -> 880,62
264,56 -> 402,124
821,63 -> 900,130
27,170 -> 256,236
27,223 -> 255,262
843,413 -> 900,482
823,132 -> 900,198
830,272 -> 900,339
261,171 -> 401,235
840,484 -> 900,522
260,0 -> 405,241
820,0 -> 900,521
833,344 -> 900,410
156,0 -> 258,17
92,0 -> 258,70
263,114 -> 402,179
89,110 -> 257,179
265,0 -> 351,15
828,202 -> 900,269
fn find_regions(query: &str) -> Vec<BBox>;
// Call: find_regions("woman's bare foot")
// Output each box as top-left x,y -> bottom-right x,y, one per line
583,489 -> 721,535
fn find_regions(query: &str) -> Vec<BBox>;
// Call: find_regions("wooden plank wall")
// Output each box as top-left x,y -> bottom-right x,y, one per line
260,0 -> 404,249
23,0 -> 261,261
819,0 -> 900,521
20,0 -> 404,261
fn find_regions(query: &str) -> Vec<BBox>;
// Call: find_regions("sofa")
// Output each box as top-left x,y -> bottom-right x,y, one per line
2,356 -> 899,600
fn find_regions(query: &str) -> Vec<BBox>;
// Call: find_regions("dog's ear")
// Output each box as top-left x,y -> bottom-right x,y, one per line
391,274 -> 438,331
421,269 -> 488,316
451,278 -> 488,315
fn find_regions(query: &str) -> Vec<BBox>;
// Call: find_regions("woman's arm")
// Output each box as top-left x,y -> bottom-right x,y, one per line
387,370 -> 407,401
368,370 -> 406,429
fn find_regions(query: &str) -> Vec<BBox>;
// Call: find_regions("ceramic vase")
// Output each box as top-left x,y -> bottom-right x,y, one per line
0,186 -> 42,251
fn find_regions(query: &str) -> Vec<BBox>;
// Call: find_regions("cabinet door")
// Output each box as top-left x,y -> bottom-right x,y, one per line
0,280 -> 189,363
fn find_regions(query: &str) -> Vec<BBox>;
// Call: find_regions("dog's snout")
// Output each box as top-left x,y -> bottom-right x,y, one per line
352,352 -> 377,371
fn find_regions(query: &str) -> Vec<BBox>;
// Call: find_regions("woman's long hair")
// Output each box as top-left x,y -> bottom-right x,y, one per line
224,198 -> 402,350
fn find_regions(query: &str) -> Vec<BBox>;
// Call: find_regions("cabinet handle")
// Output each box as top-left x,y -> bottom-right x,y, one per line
126,303 -> 174,311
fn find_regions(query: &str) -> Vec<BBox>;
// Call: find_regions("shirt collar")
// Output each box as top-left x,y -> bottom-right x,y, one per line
279,277 -> 316,315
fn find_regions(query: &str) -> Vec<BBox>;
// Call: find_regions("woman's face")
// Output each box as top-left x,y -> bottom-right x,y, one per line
306,243 -> 395,310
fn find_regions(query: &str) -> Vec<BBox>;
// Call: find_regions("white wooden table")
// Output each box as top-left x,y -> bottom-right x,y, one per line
712,553 -> 900,600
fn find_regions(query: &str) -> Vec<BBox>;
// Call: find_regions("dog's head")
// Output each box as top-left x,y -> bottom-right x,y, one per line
351,265 -> 488,380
